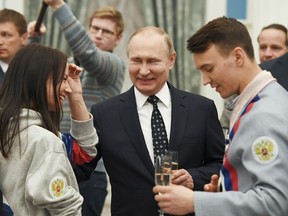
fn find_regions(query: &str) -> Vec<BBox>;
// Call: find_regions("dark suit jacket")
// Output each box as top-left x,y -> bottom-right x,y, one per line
0,190 -> 3,216
0,66 -> 5,88
260,52 -> 288,91
76,83 -> 225,216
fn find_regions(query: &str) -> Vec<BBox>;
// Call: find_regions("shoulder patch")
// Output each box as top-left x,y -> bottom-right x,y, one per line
252,136 -> 278,164
49,176 -> 66,198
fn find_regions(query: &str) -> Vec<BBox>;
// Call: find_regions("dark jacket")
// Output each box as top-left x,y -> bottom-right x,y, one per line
75,82 -> 225,216
260,52 -> 288,91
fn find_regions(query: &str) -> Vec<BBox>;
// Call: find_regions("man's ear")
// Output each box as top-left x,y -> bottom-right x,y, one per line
21,32 -> 28,46
234,47 -> 244,66
169,52 -> 177,69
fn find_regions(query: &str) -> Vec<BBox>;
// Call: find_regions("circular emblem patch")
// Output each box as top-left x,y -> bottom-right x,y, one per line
252,136 -> 278,164
49,176 -> 66,198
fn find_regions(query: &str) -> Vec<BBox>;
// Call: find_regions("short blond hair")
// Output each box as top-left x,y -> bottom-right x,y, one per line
89,6 -> 124,35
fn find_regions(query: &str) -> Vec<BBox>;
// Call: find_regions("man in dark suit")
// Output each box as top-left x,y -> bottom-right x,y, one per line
0,9 -> 27,88
76,26 -> 225,216
260,52 -> 288,91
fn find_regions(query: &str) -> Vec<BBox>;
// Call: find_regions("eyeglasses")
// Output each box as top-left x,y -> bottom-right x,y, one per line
90,25 -> 116,38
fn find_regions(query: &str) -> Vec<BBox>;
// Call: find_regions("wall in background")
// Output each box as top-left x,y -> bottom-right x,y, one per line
0,0 -> 24,12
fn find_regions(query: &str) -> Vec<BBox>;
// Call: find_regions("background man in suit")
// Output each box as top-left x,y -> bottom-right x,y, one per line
76,26 -> 225,216
257,23 -> 288,63
153,16 -> 288,216
0,9 -> 27,87
258,24 -> 288,90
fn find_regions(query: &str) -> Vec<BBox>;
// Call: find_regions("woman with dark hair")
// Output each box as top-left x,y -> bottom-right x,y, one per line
0,43 -> 97,215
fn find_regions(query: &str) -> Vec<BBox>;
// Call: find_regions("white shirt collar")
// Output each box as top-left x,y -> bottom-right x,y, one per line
0,60 -> 9,73
134,82 -> 171,110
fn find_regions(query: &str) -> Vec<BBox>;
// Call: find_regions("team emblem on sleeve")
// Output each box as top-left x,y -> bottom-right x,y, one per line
252,136 -> 278,164
49,176 -> 66,198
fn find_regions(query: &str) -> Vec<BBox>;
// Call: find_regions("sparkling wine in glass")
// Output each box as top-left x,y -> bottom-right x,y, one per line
154,155 -> 172,216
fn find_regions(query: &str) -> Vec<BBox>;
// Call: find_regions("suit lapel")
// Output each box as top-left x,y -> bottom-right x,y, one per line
168,83 -> 189,150
0,66 -> 5,87
118,87 -> 155,175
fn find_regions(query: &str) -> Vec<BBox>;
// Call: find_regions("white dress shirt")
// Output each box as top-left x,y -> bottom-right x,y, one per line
0,60 -> 9,73
134,82 -> 171,163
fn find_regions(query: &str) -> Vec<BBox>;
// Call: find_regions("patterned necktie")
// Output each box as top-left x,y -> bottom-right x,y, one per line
147,95 -> 169,161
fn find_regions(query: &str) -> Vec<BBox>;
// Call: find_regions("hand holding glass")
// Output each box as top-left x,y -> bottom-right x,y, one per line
154,155 -> 172,216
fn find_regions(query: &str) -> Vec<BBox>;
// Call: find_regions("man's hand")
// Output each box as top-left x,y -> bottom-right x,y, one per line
204,174 -> 219,192
171,169 -> 194,189
153,185 -> 195,215
27,21 -> 47,37
43,0 -> 65,10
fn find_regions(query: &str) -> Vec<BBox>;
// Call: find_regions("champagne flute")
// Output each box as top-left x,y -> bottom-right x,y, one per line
166,150 -> 178,174
154,155 -> 172,216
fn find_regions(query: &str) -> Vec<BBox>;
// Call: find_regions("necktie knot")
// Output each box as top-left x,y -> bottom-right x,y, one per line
147,95 -> 159,106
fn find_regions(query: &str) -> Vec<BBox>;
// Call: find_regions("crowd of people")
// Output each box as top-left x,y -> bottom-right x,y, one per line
1,1 -> 288,216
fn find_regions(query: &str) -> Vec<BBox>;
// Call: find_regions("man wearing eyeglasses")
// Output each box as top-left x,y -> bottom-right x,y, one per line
36,1 -> 126,216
